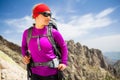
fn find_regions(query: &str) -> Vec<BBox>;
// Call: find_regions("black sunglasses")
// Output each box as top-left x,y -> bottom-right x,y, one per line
39,12 -> 51,17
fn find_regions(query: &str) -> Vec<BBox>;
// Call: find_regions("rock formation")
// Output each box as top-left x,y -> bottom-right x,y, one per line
113,60 -> 120,79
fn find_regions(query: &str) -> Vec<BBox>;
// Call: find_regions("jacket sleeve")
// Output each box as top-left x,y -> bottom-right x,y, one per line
52,29 -> 68,65
21,29 -> 28,57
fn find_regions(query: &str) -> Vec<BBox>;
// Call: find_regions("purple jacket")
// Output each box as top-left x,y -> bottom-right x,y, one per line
21,26 -> 68,76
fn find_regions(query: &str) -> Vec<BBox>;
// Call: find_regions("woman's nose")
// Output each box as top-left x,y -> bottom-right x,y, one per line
47,16 -> 51,20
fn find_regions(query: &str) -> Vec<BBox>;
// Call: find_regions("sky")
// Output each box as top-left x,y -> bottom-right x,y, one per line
0,0 -> 120,53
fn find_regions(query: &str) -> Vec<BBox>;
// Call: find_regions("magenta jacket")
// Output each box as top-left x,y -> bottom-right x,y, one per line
21,26 -> 68,76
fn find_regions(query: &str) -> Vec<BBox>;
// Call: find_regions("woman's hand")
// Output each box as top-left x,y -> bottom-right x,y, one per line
58,64 -> 67,71
22,56 -> 31,64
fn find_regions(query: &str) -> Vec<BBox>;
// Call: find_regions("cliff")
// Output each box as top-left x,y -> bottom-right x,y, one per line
65,40 -> 117,80
0,35 -> 119,80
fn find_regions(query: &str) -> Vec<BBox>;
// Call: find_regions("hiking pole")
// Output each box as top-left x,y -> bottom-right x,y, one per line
27,63 -> 31,80
26,51 -> 32,80
27,64 -> 30,80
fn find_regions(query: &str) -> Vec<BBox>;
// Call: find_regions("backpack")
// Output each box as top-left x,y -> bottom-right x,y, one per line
26,18 -> 61,58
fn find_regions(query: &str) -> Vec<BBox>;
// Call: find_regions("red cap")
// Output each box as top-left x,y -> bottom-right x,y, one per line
32,3 -> 50,19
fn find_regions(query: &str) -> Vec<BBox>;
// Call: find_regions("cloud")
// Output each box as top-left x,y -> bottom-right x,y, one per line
81,34 -> 120,52
4,30 -> 13,34
68,8 -> 115,30
96,8 -> 115,18
5,16 -> 34,33
4,16 -> 35,45
57,8 -> 115,40
57,23 -> 88,40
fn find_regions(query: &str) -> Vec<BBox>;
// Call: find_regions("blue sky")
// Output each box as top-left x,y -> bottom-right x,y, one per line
0,0 -> 120,52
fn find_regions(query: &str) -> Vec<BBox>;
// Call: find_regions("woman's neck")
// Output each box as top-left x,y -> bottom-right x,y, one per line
35,23 -> 45,29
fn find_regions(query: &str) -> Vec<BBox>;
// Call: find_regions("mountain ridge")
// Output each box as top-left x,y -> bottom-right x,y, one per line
0,35 -> 119,80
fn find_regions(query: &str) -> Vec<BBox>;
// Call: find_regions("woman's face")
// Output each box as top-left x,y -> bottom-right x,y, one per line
35,11 -> 51,26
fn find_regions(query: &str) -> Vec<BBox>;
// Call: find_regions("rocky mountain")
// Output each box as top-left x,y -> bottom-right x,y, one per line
0,35 -> 25,69
0,35 -> 120,80
113,60 -> 120,79
65,40 -> 118,80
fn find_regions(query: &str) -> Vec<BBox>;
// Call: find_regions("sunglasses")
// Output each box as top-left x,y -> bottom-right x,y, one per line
39,12 -> 51,17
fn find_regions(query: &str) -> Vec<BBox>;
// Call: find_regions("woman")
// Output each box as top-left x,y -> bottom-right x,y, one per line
21,3 -> 68,80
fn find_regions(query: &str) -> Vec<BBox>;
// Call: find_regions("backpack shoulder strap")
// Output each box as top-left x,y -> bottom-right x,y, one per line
47,25 -> 61,58
27,27 -> 33,47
